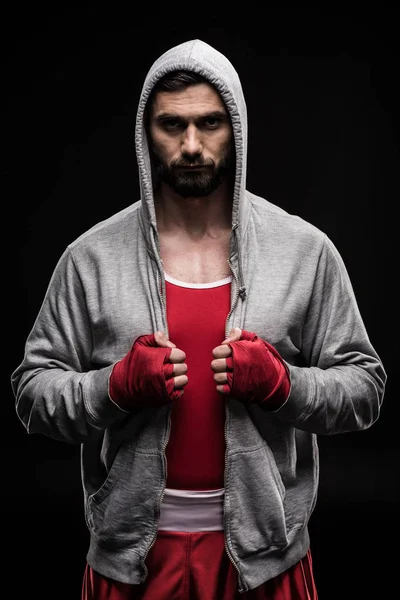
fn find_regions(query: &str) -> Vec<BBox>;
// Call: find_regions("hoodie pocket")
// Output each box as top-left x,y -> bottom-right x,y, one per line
86,442 -> 162,545
225,442 -> 289,559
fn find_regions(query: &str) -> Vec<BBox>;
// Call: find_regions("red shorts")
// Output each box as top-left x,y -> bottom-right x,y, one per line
82,530 -> 318,600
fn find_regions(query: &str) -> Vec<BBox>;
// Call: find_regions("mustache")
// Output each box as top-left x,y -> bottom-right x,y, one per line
171,157 -> 215,168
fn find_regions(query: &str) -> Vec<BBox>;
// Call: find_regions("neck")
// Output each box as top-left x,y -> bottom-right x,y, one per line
154,180 -> 233,238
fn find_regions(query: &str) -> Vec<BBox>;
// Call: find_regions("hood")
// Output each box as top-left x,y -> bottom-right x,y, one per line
134,39 -> 249,255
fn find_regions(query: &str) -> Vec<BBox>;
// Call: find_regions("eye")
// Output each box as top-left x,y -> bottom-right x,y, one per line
161,119 -> 184,131
203,117 -> 221,129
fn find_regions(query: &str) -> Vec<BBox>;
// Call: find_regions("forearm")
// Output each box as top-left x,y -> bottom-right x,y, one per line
275,358 -> 386,435
13,363 -> 123,444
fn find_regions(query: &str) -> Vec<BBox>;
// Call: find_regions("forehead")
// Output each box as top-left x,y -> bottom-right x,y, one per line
150,82 -> 228,118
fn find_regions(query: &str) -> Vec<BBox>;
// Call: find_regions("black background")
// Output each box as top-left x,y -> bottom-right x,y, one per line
4,5 -> 399,599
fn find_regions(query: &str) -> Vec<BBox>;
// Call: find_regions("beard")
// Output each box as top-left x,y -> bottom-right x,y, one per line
151,148 -> 235,198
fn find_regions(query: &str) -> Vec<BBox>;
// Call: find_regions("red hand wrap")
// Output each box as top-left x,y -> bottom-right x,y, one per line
224,330 -> 290,408
109,334 -> 181,409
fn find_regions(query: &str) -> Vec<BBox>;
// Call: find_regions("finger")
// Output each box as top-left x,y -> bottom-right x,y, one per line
174,374 -> 189,388
212,345 -> 232,359
221,327 -> 242,344
216,384 -> 229,394
211,357 -> 227,372
172,363 -> 188,377
154,330 -> 176,348
169,348 -> 187,363
214,372 -> 228,384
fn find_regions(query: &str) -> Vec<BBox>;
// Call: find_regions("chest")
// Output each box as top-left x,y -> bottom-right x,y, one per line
159,234 -> 231,283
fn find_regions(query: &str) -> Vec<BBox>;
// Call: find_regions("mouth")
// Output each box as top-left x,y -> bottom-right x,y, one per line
175,165 -> 209,170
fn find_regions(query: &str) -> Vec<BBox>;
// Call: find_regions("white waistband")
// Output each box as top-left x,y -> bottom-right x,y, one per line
158,487 -> 225,532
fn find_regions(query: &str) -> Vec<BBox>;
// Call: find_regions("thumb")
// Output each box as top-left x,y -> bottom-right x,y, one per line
221,327 -> 242,345
154,330 -> 176,348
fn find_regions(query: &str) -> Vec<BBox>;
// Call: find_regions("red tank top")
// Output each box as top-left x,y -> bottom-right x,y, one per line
164,273 -> 231,490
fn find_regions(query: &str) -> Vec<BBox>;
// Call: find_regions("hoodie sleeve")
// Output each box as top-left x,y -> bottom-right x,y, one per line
11,247 -> 126,444
274,234 -> 387,435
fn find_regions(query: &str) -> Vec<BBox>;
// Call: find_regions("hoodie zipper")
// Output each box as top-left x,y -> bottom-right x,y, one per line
223,401 -> 244,593
140,263 -> 171,580
223,256 -> 244,592
225,257 -> 241,339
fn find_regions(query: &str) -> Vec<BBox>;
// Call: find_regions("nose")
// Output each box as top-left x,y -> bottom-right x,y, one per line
181,124 -> 202,157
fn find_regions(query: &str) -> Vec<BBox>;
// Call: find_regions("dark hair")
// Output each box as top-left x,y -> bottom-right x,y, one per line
152,69 -> 208,93
145,70 -> 209,122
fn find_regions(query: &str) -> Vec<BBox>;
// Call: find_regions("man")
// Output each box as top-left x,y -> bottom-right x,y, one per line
11,39 -> 386,599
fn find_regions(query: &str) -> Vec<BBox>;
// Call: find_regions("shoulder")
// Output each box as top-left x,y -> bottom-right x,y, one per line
244,191 -> 349,282
67,201 -> 142,256
246,191 -> 327,248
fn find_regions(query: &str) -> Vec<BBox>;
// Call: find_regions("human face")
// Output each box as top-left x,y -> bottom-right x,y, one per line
148,82 -> 234,198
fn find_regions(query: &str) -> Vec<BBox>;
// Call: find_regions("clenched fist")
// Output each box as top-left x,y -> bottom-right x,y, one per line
211,328 -> 290,409
109,331 -> 188,409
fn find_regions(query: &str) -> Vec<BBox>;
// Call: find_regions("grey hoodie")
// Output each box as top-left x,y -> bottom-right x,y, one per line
11,39 -> 386,592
